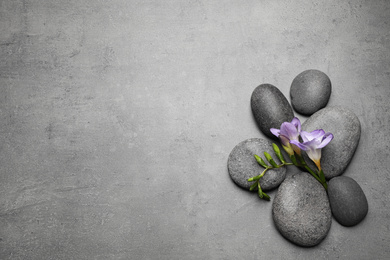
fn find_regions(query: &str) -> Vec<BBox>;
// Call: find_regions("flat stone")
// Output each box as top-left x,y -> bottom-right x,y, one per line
251,84 -> 294,139
228,138 -> 286,191
328,176 -> 368,227
290,69 -> 332,116
272,171 -> 331,247
301,106 -> 361,179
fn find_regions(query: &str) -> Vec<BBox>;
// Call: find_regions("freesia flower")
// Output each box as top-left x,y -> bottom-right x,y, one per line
290,129 -> 333,170
270,117 -> 302,156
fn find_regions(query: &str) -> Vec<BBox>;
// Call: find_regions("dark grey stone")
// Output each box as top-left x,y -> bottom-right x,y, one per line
328,176 -> 368,227
302,106 -> 361,179
251,84 -> 294,138
228,138 -> 286,191
290,69 -> 332,116
272,172 -> 332,247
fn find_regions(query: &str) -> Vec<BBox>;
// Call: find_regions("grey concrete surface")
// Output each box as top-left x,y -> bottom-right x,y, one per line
1,0 -> 389,259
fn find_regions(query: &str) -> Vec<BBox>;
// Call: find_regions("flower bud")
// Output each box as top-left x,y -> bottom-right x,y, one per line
272,143 -> 285,163
254,154 -> 268,168
264,152 -> 278,168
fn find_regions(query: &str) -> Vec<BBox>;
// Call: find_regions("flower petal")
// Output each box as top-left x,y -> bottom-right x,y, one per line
290,140 -> 308,150
296,139 -> 322,162
270,128 -> 280,138
305,138 -> 322,148
280,122 -> 299,140
307,148 -> 322,163
299,131 -> 311,142
279,134 -> 291,147
318,133 -> 334,148
300,129 -> 325,142
291,117 -> 301,133
311,129 -> 325,139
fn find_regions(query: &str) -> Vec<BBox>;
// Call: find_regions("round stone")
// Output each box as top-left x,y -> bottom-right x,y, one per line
228,138 -> 287,191
251,84 -> 294,139
290,69 -> 332,116
301,106 -> 361,179
272,172 -> 332,247
328,176 -> 368,227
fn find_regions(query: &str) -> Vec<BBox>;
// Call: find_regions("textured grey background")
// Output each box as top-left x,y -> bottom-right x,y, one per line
1,0 -> 389,259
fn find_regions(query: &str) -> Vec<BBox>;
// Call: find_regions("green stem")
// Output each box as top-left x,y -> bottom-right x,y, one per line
293,154 -> 328,191
303,164 -> 327,190
247,162 -> 292,182
249,152 -> 328,195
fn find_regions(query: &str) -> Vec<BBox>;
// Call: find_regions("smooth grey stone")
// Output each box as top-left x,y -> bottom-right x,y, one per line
272,172 -> 331,247
290,69 -> 332,116
302,106 -> 361,179
228,138 -> 286,191
328,176 -> 368,227
251,84 -> 294,138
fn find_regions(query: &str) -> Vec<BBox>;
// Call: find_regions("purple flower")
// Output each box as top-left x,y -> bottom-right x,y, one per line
270,117 -> 302,155
291,129 -> 333,170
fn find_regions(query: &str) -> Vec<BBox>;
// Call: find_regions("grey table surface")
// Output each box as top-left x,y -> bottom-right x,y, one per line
1,1 -> 389,259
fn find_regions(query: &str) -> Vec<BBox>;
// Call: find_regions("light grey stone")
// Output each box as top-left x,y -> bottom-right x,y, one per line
328,176 -> 368,227
302,106 -> 361,179
251,84 -> 294,139
272,172 -> 332,247
228,138 -> 286,191
290,69 -> 332,116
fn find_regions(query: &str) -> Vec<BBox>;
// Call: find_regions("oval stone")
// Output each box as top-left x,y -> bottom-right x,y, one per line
228,138 -> 286,191
251,84 -> 294,138
290,69 -> 332,116
328,176 -> 368,227
272,172 -> 332,247
301,106 -> 361,179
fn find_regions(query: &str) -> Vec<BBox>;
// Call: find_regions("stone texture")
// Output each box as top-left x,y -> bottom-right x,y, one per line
251,84 -> 294,138
328,176 -> 369,227
228,138 -> 286,191
1,1 -> 390,259
272,172 -> 332,247
290,69 -> 332,116
302,106 -> 361,179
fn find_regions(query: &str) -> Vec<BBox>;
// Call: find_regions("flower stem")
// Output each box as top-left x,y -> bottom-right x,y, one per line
247,162 -> 292,182
302,164 -> 327,190
305,165 -> 323,183
247,161 -> 293,201
293,154 -> 328,190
